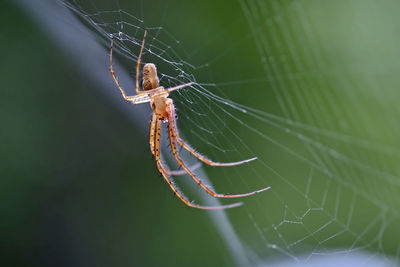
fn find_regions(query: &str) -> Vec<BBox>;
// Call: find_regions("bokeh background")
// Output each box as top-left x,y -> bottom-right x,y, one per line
3,0 -> 400,266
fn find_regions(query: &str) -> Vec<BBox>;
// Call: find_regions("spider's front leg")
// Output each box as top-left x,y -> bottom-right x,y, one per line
110,32 -> 153,103
149,113 -> 157,156
110,39 -> 136,101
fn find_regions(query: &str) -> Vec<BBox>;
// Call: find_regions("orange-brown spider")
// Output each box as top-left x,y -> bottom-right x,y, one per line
110,31 -> 270,210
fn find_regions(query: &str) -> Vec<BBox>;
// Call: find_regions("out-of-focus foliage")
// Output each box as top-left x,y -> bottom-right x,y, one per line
3,0 -> 400,266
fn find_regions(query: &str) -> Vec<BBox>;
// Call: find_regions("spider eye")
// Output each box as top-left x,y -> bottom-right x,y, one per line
143,63 -> 159,90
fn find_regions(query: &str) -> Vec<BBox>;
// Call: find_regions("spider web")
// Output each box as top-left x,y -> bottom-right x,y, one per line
60,0 -> 400,265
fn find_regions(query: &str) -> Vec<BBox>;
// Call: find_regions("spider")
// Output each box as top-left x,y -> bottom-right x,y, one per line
109,31 -> 270,210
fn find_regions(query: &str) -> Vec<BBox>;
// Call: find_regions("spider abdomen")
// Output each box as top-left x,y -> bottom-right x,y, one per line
151,95 -> 172,120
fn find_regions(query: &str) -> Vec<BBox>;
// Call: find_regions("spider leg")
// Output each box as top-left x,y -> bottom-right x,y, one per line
149,113 -> 157,155
164,162 -> 202,176
153,117 -> 242,210
141,82 -> 194,98
125,93 -> 152,104
166,106 -> 270,198
110,38 -> 136,101
135,30 -> 147,95
167,102 -> 257,167
109,81 -> 192,105
110,32 -> 150,102
152,113 -> 200,175
163,82 -> 194,94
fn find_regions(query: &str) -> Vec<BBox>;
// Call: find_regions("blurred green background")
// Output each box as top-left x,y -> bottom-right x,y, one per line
3,0 -> 400,266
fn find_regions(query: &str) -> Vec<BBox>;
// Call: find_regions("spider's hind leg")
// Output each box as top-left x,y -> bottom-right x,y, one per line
149,113 -> 157,156
166,104 -> 270,199
167,102 -> 257,167
153,116 -> 242,210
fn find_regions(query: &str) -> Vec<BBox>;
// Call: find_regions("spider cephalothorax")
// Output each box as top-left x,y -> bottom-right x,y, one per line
110,31 -> 270,209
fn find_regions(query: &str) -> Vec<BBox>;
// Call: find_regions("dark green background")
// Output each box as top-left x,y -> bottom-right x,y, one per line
3,0 -> 400,266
